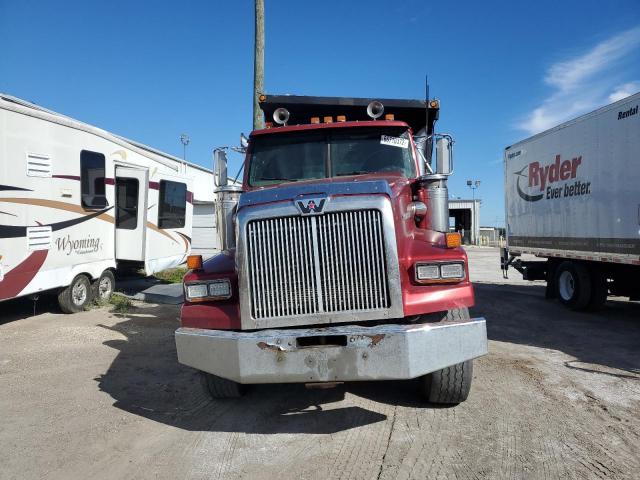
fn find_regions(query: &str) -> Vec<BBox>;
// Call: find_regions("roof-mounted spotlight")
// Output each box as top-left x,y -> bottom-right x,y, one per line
366,101 -> 384,120
273,107 -> 290,126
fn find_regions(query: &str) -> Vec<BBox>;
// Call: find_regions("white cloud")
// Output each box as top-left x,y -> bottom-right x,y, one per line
608,81 -> 640,102
518,27 -> 640,135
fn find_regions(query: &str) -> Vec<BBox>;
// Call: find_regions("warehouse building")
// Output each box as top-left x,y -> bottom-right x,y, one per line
449,198 -> 481,245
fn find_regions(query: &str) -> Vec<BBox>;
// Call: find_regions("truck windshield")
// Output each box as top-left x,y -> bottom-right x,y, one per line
248,127 -> 416,186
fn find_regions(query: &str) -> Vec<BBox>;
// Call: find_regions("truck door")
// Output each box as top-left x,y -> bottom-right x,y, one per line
115,166 -> 147,261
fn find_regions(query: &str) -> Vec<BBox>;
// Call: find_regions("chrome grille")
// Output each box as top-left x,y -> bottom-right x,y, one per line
246,210 -> 389,319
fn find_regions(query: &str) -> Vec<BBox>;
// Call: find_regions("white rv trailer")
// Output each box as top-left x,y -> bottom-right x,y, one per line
0,93 -> 194,312
501,92 -> 640,310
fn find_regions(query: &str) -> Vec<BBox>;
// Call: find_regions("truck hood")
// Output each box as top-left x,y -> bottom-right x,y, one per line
238,173 -> 409,210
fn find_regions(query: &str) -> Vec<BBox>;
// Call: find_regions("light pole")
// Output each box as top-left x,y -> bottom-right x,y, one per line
180,134 -> 190,160
466,179 -> 480,201
466,180 -> 481,245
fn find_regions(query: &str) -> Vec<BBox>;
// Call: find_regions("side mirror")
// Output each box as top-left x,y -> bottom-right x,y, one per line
213,149 -> 228,187
240,133 -> 249,149
435,135 -> 454,175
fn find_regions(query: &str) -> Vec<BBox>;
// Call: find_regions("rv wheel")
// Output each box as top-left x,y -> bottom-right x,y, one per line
58,274 -> 92,313
93,270 -> 115,303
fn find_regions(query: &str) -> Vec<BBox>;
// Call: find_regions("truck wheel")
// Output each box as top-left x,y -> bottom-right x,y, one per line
588,269 -> 608,311
443,307 -> 470,321
200,372 -> 246,399
58,274 -> 92,313
554,261 -> 591,310
92,270 -> 115,303
421,360 -> 473,404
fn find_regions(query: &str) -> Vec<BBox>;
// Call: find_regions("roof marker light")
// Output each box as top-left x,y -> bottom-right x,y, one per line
384,113 -> 395,120
323,116 -> 333,123
336,115 -> 346,122
310,117 -> 320,124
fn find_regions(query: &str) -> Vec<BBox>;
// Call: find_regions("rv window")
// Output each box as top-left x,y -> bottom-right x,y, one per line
80,150 -> 107,208
115,177 -> 139,230
158,180 -> 186,229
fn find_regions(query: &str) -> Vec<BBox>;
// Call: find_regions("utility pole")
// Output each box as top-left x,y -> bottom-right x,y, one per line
253,0 -> 265,131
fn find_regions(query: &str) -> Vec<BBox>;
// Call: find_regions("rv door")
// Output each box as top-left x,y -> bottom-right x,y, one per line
115,167 -> 148,261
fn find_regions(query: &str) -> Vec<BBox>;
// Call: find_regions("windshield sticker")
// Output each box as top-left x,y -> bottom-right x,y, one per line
380,135 -> 409,149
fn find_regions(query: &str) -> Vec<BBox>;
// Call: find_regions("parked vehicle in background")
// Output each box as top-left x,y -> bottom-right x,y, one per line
0,94 -> 193,312
501,92 -> 640,310
175,93 -> 487,403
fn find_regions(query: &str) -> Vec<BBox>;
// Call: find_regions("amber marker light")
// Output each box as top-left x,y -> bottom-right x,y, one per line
187,255 -> 203,270
384,114 -> 395,120
445,232 -> 462,248
323,116 -> 333,123
310,117 -> 320,124
429,100 -> 440,108
258,94 -> 267,102
336,115 -> 346,122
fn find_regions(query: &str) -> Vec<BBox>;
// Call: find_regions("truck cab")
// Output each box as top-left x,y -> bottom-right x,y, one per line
175,95 -> 487,403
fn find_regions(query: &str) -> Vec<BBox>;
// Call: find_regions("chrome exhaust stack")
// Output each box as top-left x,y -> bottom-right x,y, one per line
418,134 -> 454,233
213,149 -> 242,251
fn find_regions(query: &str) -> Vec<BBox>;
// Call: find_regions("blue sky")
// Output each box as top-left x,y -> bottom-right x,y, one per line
2,0 -> 639,226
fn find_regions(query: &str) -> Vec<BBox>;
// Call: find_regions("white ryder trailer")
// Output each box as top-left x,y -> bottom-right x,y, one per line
0,94 -> 193,312
501,92 -> 640,310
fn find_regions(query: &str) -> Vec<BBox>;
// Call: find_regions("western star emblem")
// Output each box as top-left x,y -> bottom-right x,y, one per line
296,196 -> 328,215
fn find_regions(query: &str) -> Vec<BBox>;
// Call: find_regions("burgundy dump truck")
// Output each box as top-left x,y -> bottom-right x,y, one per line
175,94 -> 487,403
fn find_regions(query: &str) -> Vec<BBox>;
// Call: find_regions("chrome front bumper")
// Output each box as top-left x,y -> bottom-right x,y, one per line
175,317 -> 487,384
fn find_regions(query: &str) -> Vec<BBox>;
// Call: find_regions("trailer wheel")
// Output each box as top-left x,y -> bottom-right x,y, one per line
588,268 -> 608,311
200,372 -> 246,399
92,270 -> 115,303
555,261 -> 591,310
58,274 -> 92,313
421,360 -> 473,404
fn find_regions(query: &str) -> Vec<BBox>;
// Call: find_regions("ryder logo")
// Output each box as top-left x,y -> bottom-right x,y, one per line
515,154 -> 591,202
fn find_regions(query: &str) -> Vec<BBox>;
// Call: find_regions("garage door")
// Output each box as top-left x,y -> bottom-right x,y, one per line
191,203 -> 218,258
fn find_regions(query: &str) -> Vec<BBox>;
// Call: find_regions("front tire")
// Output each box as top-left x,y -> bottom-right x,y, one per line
419,308 -> 474,404
421,360 -> 473,404
200,372 -> 246,398
555,261 -> 591,310
58,274 -> 92,313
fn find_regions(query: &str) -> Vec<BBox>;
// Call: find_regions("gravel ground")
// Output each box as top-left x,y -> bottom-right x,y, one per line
0,247 -> 638,480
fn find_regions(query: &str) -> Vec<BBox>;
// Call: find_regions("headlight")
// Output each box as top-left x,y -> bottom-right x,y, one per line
208,279 -> 232,298
185,279 -> 232,302
186,284 -> 208,299
416,264 -> 439,280
440,263 -> 464,279
415,262 -> 465,283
